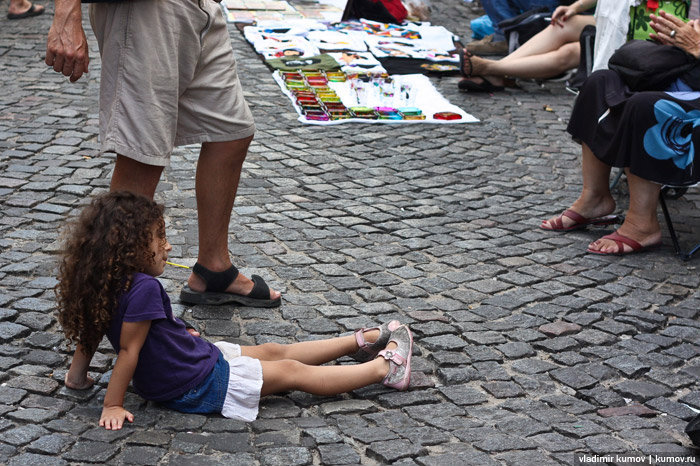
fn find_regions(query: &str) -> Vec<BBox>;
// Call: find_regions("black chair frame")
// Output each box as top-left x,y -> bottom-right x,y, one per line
658,186 -> 700,261
610,170 -> 699,261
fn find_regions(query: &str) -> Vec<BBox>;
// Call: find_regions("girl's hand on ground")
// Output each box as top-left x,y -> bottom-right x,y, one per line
186,328 -> 200,337
99,406 -> 134,430
64,371 -> 95,390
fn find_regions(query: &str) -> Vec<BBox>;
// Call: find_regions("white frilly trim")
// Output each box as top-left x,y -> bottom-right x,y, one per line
214,341 -> 263,422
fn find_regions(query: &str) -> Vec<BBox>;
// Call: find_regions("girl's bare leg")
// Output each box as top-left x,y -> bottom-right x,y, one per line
241,330 -> 380,365
259,344 -> 395,396
588,171 -> 662,253
542,143 -> 616,229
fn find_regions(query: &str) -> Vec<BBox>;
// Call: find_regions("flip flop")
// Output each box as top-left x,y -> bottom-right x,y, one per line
457,77 -> 504,93
587,231 -> 662,255
7,3 -> 44,19
459,48 -> 473,77
179,263 -> 281,308
540,209 -> 619,232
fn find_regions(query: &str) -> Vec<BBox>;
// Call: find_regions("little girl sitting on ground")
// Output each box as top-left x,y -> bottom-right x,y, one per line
57,191 -> 413,429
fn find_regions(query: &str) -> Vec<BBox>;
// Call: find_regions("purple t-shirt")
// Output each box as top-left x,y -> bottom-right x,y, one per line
105,273 -> 219,402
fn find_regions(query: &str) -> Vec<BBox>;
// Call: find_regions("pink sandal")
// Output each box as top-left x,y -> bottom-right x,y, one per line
377,325 -> 413,391
351,320 -> 400,363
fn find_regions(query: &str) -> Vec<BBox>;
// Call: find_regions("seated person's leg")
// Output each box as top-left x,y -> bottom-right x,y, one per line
459,15 -> 594,91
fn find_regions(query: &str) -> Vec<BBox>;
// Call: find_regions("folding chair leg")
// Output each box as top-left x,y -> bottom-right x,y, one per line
659,188 -> 700,261
610,170 -> 623,190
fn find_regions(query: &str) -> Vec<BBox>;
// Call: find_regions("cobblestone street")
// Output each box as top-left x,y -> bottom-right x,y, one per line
1,1 -> 699,464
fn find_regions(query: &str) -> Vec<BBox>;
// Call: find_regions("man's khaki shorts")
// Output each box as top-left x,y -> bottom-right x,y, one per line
90,0 -> 256,166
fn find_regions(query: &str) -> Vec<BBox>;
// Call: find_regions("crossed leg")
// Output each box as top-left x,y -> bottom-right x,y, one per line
463,15 -> 594,87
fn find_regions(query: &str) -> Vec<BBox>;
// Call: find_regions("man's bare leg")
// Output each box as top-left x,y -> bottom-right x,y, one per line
110,155 -> 164,198
187,138 -> 280,300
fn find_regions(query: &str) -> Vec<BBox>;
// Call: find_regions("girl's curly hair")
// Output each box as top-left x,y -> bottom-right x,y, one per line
56,191 -> 165,356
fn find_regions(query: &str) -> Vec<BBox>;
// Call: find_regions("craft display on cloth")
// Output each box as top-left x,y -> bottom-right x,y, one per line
334,19 -> 458,62
243,22 -> 326,58
267,53 -> 343,71
238,6 -> 470,125
306,30 -> 368,51
224,0 -> 345,23
245,18 -> 461,75
327,51 -> 386,73
273,70 -> 478,125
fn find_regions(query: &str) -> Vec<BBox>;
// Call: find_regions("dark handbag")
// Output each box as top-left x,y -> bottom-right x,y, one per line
497,7 -> 550,54
608,39 -> 697,91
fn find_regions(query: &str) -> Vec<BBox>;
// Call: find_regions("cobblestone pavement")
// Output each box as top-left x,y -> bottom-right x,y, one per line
1,1 -> 699,465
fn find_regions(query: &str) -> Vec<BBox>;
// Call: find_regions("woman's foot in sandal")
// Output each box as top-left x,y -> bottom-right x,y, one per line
587,218 -> 662,255
457,53 -> 505,91
459,48 -> 474,76
351,320 -> 401,363
541,194 -> 616,231
376,325 -> 413,391
460,51 -> 495,79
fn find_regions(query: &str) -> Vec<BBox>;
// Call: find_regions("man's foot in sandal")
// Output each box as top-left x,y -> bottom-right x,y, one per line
376,325 -> 413,391
180,262 -> 281,307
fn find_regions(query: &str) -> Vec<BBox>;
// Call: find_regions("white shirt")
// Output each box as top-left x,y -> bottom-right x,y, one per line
592,0 -> 636,72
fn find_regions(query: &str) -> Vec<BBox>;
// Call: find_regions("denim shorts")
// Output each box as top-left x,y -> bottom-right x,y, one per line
162,352 -> 230,414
